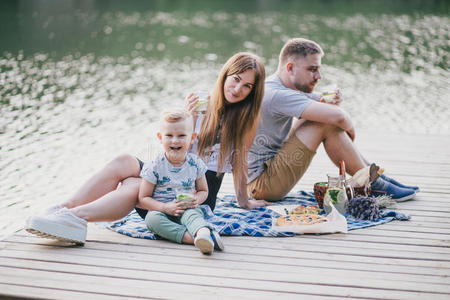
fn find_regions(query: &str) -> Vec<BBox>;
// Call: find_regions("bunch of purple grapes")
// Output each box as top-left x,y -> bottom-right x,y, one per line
348,196 -> 380,221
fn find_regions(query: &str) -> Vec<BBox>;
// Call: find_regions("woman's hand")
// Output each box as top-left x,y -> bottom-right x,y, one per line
241,199 -> 271,209
185,92 -> 199,115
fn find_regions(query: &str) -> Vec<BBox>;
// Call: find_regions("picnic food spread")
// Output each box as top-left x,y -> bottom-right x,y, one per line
276,204 -> 328,226
289,205 -> 321,215
270,202 -> 348,234
276,214 -> 329,226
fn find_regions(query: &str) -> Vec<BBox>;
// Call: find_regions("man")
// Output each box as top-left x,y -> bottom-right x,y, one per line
247,38 -> 418,201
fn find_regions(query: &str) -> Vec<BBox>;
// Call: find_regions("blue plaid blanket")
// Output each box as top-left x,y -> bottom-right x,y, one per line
104,191 -> 410,239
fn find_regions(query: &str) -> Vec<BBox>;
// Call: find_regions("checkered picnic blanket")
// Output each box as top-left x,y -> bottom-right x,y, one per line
103,191 -> 410,239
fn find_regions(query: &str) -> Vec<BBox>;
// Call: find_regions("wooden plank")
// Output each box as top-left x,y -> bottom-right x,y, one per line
0,266 -> 296,300
87,227 -> 450,255
3,233 -> 449,276
2,244 -> 449,279
2,248 -> 449,286
363,224 -> 450,235
1,261 -> 449,300
4,235 -> 450,272
12,227 -> 450,265
5,237 -> 450,272
342,227 -> 450,241
386,222 -> 450,231
296,233 -> 450,248
0,283 -> 122,300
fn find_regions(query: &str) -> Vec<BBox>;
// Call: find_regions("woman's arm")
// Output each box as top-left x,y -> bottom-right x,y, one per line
185,92 -> 199,125
138,179 -> 187,217
233,121 -> 270,209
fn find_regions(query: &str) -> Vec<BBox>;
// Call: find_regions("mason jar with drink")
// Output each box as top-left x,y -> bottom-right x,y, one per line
194,91 -> 209,114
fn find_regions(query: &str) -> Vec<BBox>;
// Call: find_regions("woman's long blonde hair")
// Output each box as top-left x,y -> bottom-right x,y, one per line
197,52 -> 265,179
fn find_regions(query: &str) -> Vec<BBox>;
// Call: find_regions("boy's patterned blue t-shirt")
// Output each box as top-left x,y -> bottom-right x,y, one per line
140,152 -> 207,203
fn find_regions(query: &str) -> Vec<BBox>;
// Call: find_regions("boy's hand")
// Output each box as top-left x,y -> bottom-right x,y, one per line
163,201 -> 187,217
191,192 -> 202,208
178,192 -> 199,209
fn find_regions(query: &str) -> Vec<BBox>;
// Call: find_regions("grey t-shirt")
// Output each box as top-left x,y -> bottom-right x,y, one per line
247,74 -> 319,183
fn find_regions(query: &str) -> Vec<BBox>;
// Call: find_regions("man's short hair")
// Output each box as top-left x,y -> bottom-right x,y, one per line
279,38 -> 324,66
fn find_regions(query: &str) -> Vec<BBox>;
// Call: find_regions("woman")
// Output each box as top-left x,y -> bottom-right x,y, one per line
26,52 -> 269,245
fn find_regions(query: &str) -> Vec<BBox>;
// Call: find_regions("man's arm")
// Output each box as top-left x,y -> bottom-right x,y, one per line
301,101 -> 355,140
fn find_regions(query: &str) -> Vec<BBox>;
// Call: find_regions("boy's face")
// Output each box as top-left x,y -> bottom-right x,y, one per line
157,119 -> 195,161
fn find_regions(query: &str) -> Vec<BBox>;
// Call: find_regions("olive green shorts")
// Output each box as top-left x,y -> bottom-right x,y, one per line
247,134 -> 315,201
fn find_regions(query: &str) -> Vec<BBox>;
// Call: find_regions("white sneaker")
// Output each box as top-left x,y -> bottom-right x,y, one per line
42,204 -> 63,215
25,204 -> 63,230
194,232 -> 214,255
25,208 -> 87,245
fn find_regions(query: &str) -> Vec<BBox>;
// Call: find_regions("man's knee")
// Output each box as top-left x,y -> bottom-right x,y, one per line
294,121 -> 341,150
295,120 -> 338,135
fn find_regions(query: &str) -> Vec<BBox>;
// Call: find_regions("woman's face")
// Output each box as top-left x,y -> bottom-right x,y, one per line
223,68 -> 256,104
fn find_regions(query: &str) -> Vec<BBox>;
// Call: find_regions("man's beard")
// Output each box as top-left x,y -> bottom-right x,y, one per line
294,81 -> 316,93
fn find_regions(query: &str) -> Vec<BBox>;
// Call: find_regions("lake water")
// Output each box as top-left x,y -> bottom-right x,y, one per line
1,0 -> 449,236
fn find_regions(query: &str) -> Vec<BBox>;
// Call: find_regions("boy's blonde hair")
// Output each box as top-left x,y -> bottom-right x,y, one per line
160,108 -> 194,131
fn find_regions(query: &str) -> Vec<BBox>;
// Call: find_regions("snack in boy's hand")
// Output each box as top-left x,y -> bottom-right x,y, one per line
276,214 -> 329,226
175,189 -> 195,208
289,205 -> 321,215
176,193 -> 194,202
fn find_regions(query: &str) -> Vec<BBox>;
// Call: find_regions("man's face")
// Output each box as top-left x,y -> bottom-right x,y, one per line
291,53 -> 322,93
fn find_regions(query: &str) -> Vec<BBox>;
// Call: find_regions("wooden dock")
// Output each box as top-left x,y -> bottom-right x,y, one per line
1,131 -> 449,299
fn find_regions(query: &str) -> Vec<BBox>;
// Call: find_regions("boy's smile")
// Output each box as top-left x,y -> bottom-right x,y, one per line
157,119 -> 196,166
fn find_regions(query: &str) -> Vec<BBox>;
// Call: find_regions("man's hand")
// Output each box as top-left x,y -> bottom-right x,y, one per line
333,89 -> 343,105
320,88 -> 343,105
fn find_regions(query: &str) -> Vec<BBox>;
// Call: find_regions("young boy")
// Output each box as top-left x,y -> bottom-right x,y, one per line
138,108 -> 223,255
